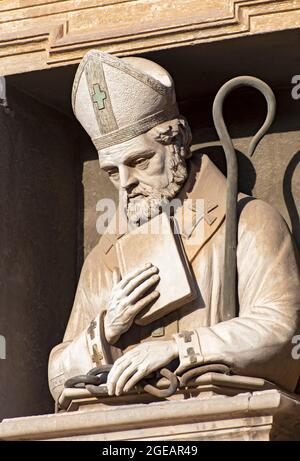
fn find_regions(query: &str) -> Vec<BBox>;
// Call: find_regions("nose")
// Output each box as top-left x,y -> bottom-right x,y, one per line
119,165 -> 138,192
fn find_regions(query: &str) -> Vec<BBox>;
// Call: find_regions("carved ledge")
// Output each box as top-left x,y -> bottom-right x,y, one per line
1,388 -> 300,440
0,0 -> 299,75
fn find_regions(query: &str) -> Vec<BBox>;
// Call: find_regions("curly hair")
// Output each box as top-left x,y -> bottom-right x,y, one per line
147,116 -> 192,159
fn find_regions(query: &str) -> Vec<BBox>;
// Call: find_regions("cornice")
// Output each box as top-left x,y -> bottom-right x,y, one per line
0,0 -> 299,75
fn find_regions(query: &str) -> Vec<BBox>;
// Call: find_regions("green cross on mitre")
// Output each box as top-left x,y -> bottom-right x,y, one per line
92,83 -> 107,110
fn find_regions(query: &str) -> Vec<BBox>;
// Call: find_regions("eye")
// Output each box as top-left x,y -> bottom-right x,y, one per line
107,168 -> 119,179
132,157 -> 151,169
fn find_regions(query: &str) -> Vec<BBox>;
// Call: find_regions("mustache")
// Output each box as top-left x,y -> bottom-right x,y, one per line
126,186 -> 152,201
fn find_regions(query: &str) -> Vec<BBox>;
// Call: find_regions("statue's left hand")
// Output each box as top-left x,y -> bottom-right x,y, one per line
106,340 -> 179,396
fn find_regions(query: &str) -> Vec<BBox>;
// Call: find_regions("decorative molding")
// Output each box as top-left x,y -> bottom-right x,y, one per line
1,390 -> 300,441
0,0 -> 299,75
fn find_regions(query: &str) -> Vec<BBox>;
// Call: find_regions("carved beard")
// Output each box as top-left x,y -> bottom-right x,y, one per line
124,147 -> 188,227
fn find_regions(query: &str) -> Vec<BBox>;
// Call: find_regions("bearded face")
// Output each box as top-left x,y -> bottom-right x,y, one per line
98,117 -> 192,229
124,145 -> 188,226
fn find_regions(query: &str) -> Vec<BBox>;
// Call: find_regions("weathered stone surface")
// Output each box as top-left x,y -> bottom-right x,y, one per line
1,1 -> 300,75
1,389 -> 300,441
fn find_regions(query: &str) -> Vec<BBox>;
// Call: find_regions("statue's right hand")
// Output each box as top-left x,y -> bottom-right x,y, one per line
104,263 -> 160,345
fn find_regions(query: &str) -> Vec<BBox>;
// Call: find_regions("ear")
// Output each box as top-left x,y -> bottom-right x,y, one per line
148,117 -> 193,156
177,118 -> 193,158
154,125 -> 174,144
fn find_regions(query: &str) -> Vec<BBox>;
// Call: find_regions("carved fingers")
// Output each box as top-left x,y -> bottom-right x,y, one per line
118,263 -> 154,289
131,290 -> 159,315
107,340 -> 178,396
123,265 -> 159,295
104,263 -> 160,344
112,267 -> 121,285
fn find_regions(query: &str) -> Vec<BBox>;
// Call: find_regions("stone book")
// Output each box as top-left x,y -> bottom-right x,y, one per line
116,212 -> 196,326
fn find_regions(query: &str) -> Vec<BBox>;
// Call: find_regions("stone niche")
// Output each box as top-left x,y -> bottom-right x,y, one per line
0,24 -> 300,438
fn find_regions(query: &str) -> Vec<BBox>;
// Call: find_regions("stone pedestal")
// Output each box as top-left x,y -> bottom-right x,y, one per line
1,378 -> 300,441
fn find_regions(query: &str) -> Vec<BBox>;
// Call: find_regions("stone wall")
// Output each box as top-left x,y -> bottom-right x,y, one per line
187,88 -> 300,253
0,85 -> 78,420
77,132 -> 117,267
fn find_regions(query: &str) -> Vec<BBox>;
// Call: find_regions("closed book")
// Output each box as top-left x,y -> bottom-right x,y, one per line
116,212 -> 196,326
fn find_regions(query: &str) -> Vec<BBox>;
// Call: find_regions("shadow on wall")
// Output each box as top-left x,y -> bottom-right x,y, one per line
194,146 -> 257,196
0,85 -> 79,421
185,87 -> 300,257
194,145 -> 300,256
76,130 -> 118,269
283,151 -> 300,252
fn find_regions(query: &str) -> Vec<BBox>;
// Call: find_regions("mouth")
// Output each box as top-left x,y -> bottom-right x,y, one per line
127,193 -> 145,201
